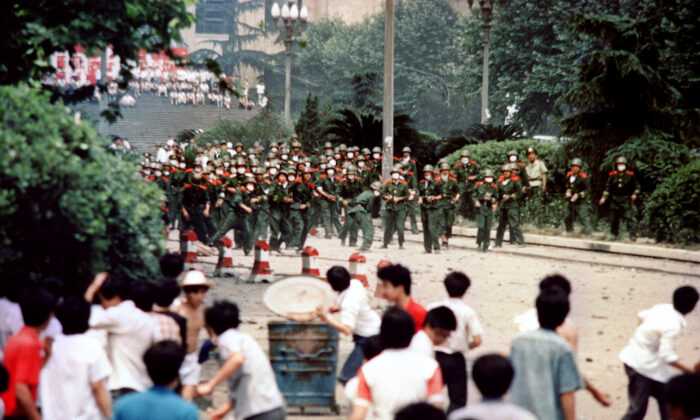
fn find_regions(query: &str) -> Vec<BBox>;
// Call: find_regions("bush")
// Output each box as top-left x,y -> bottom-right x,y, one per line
644,159 -> 700,245
0,85 -> 165,294
196,108 -> 291,149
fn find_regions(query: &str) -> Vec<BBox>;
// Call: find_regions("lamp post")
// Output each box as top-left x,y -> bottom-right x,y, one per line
271,0 -> 308,123
468,0 -> 495,123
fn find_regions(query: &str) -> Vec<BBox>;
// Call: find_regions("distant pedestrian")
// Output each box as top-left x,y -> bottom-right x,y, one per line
619,285 -> 699,420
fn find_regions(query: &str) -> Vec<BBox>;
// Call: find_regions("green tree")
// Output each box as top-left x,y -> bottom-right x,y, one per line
0,85 -> 165,293
295,92 -> 326,149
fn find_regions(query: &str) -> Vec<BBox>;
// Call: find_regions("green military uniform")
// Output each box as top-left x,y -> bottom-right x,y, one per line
268,175 -> 294,253
436,166 -> 461,241
418,165 -> 442,253
168,168 -> 187,229
316,172 -> 343,238
472,171 -> 500,252
210,182 -> 253,254
564,158 -> 590,232
398,150 -> 420,234
251,174 -> 272,241
454,150 -> 479,219
601,157 -> 640,239
345,183 -> 381,251
181,177 -> 211,245
337,172 -> 364,247
495,165 -> 525,247
289,174 -> 315,251
382,167 -> 410,248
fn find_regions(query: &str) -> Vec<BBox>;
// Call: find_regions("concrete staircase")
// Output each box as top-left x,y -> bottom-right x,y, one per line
75,94 -> 259,152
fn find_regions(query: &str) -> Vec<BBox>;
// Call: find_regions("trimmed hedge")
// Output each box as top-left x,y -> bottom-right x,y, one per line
0,85 -> 165,293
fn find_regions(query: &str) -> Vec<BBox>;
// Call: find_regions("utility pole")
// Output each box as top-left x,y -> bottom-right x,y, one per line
381,0 -> 394,182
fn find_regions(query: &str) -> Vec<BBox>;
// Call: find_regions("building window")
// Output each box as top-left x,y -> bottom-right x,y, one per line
196,0 -> 229,34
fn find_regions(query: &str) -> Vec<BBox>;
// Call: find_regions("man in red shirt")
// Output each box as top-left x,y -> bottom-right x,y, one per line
378,264 -> 427,333
1,288 -> 55,420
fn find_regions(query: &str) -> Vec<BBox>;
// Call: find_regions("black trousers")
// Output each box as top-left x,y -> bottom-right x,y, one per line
621,364 -> 669,420
436,351 -> 467,414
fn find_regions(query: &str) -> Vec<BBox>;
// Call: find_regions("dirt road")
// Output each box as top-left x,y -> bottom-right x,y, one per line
189,231 -> 699,420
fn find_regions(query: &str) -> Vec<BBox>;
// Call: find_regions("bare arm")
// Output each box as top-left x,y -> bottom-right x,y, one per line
469,334 -> 482,349
560,390 -> 576,420
670,360 -> 694,373
91,380 -> 112,419
349,405 -> 368,420
15,383 -> 42,420
316,307 -> 352,335
197,352 -> 244,396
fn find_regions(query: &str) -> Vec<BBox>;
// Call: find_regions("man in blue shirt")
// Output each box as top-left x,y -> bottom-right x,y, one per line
113,341 -> 198,420
508,288 -> 585,420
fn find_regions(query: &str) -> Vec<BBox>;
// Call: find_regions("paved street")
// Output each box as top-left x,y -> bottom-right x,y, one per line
187,231 -> 699,420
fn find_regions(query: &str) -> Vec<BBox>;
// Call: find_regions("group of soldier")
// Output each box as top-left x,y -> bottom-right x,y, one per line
139,135 -> 640,272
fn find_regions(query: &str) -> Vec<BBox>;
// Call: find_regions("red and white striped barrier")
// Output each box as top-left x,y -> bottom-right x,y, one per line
221,236 -> 234,269
165,229 -> 180,253
181,231 -> 198,263
301,246 -> 320,277
349,252 -> 368,287
249,240 -> 273,283
374,259 -> 392,298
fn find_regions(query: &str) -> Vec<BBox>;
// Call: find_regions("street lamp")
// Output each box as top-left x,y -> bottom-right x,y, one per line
468,0 -> 496,123
271,0 -> 308,123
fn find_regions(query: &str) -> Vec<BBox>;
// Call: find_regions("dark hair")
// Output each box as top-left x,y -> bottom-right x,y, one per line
539,274 -> 572,296
205,300 -> 241,335
183,285 -> 209,294
380,307 -> 415,349
20,287 -> 55,327
394,402 -> 446,420
377,264 -> 412,295
0,364 -> 8,393
41,277 -> 65,303
673,286 -> 699,315
361,335 -> 384,361
153,278 -> 181,307
423,306 -> 457,331
160,253 -> 185,279
536,288 -> 569,330
444,272 -> 470,297
143,341 -> 186,386
472,354 -> 515,398
98,275 -> 128,300
130,280 -> 154,312
665,373 -> 700,418
56,296 -> 91,335
326,266 -> 351,292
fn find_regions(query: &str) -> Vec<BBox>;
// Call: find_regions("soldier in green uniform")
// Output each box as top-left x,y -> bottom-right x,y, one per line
205,168 -> 225,237
168,160 -> 187,229
249,167 -> 270,243
181,166 -> 211,246
598,156 -> 640,240
381,164 -> 410,249
398,147 -> 420,234
565,158 -> 590,233
437,162 -> 461,248
506,150 -> 530,188
495,164 -> 525,247
315,164 -> 342,238
455,149 -> 479,220
289,167 -> 316,252
342,181 -> 383,251
337,167 -> 364,247
418,165 -> 442,253
209,179 -> 254,275
268,169 -> 294,254
472,170 -> 500,252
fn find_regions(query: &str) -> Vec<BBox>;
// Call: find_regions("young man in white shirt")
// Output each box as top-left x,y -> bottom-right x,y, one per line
448,354 -> 536,420
196,300 -> 285,420
40,296 -> 112,420
350,307 -> 444,420
316,266 -> 381,384
619,285 -> 699,420
409,306 -> 457,359
85,273 -> 156,400
427,272 -> 483,414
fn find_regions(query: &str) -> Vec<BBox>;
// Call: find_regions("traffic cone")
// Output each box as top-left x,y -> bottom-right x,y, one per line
301,246 -> 320,277
349,252 -> 368,287
182,231 -> 198,263
249,240 -> 273,283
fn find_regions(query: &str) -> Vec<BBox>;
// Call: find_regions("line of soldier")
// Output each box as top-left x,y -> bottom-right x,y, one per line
140,138 -> 640,269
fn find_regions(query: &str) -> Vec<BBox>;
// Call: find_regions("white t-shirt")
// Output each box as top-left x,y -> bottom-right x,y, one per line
429,298 -> 483,357
409,330 -> 434,359
619,303 -> 687,382
89,300 -> 155,391
337,280 -> 381,337
0,298 -> 23,361
217,329 -> 284,420
355,348 -> 444,420
39,334 -> 112,420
